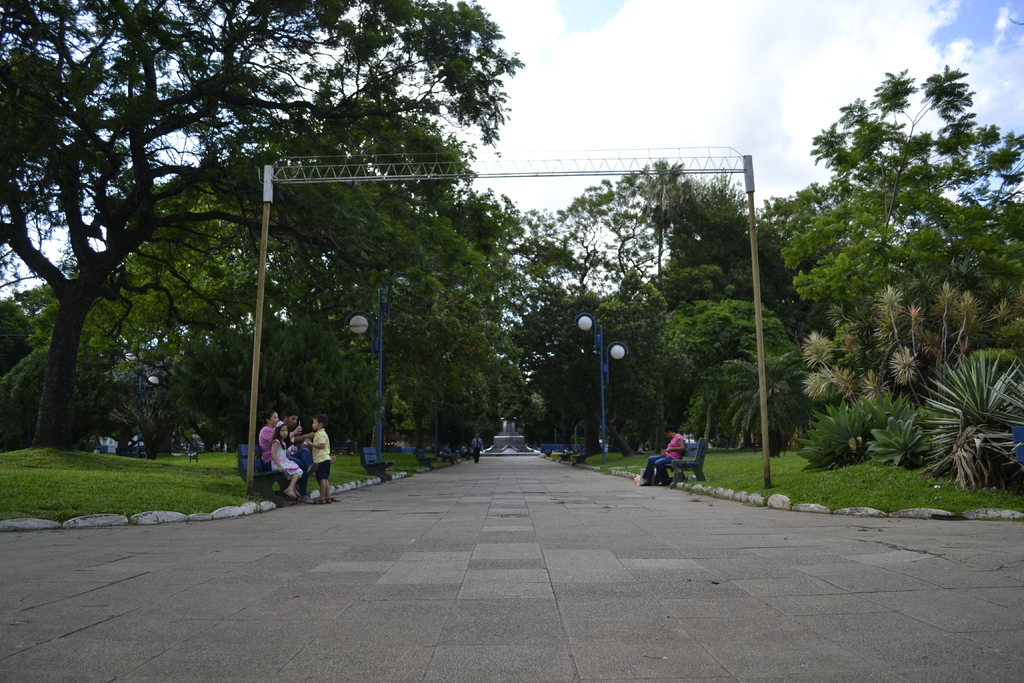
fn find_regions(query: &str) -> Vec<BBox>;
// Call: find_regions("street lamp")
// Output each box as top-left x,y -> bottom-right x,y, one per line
573,312 -> 628,464
124,353 -> 161,458
346,273 -> 415,461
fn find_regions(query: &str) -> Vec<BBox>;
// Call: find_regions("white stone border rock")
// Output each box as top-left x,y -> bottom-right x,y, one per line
667,481 -> 1023,522
0,471 -> 405,532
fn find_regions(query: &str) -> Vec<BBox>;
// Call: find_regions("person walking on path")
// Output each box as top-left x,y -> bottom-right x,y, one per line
638,425 -> 687,486
471,433 -> 483,463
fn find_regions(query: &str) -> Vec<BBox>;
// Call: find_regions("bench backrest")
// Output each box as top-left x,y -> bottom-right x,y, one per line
1012,426 -> 1024,464
362,446 -> 380,464
682,439 -> 708,463
236,444 -> 272,475
237,444 -> 263,458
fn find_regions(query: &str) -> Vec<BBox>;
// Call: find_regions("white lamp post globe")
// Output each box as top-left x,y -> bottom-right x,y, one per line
609,344 -> 626,360
349,314 -> 369,335
147,375 -> 160,385
577,315 -> 593,332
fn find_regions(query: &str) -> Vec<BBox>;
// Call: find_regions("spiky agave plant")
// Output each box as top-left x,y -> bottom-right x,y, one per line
921,354 -> 1024,490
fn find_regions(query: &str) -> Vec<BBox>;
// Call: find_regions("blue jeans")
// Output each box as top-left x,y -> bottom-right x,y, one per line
287,448 -> 313,496
642,455 -> 675,484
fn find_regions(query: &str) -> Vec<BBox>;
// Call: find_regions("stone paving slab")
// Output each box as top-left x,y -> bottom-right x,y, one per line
3,455 -> 1024,681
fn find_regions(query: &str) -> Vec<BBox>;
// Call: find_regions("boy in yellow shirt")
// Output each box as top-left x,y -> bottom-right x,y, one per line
309,414 -> 334,504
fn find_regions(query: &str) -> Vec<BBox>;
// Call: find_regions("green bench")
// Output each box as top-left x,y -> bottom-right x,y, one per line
414,448 -> 436,469
361,447 -> 394,481
669,439 -> 709,488
237,445 -> 297,504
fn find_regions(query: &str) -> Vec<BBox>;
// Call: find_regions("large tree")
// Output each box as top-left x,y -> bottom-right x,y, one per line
0,0 -> 521,448
777,68 -> 1024,304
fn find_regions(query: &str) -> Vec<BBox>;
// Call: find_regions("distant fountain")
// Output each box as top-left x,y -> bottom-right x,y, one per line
482,420 -> 540,456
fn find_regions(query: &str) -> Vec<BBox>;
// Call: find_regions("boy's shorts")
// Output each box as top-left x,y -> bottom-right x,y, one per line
315,460 -> 331,481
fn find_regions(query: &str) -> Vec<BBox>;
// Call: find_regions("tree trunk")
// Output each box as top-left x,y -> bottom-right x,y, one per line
605,420 -> 634,458
188,416 -> 214,454
584,421 -> 600,456
703,394 -> 715,441
655,375 -> 665,453
413,408 -> 424,450
32,282 -> 99,449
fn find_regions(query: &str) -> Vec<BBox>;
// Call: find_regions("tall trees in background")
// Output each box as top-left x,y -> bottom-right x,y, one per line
779,68 -> 1024,303
774,68 -> 1024,404
0,0 -> 521,449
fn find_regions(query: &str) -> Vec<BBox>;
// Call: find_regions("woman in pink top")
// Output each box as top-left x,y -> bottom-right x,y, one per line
638,425 -> 687,486
257,409 -> 278,465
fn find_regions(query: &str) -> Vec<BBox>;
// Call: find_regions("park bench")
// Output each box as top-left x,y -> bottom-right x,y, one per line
572,450 -> 591,465
669,439 -> 709,488
361,447 -> 394,481
237,444 -> 296,504
117,445 -> 147,458
414,448 -> 436,469
1010,427 -> 1024,479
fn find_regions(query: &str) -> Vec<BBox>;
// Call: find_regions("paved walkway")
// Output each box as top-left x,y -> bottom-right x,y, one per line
3,456 -> 1024,682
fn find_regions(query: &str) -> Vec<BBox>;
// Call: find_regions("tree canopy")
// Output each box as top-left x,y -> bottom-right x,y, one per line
776,67 -> 1024,303
0,0 -> 522,448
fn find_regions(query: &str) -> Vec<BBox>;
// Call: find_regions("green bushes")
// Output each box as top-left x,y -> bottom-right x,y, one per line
922,355 -> 1024,491
799,393 -> 921,470
798,355 -> 1024,491
797,400 -> 871,470
868,416 -> 930,468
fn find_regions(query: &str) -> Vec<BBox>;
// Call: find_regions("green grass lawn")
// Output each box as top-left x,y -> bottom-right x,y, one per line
570,449 -> 1024,515
2,448 -> 422,523
10,446 -> 1022,523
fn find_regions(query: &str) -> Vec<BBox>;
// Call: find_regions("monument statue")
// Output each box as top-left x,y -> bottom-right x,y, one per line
482,419 -> 540,456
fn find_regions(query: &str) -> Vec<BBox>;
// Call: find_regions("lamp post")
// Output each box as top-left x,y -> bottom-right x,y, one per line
125,352 -> 160,458
346,273 -> 414,461
573,312 -> 628,465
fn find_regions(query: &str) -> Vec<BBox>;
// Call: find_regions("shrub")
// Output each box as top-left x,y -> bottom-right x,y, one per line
868,416 -> 930,468
799,393 -> 923,470
798,400 -> 871,470
922,355 -> 1024,491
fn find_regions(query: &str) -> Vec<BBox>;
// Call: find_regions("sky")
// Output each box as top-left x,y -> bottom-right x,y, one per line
467,0 -> 1024,213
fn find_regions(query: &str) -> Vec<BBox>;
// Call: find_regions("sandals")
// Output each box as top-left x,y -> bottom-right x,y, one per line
283,490 -> 299,500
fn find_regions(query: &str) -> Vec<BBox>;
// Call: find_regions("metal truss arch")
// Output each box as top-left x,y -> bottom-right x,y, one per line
271,147 -> 747,185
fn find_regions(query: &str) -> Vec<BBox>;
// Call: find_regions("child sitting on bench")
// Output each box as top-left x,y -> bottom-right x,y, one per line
269,422 -> 302,500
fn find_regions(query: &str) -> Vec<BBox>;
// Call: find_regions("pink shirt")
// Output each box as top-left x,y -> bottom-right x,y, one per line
666,433 -> 686,460
258,426 -> 274,464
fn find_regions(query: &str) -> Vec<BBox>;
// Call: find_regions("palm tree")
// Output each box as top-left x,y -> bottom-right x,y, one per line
642,161 -> 691,286
722,349 -> 813,457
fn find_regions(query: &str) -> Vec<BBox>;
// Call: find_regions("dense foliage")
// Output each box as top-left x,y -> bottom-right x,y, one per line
0,0 -> 521,448
2,49 -> 1023,498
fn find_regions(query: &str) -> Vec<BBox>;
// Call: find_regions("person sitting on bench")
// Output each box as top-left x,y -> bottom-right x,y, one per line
269,422 -> 302,500
281,410 -> 315,503
638,425 -> 686,486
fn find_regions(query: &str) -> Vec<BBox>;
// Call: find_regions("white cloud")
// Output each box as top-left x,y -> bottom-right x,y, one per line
471,0 -> 1024,212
